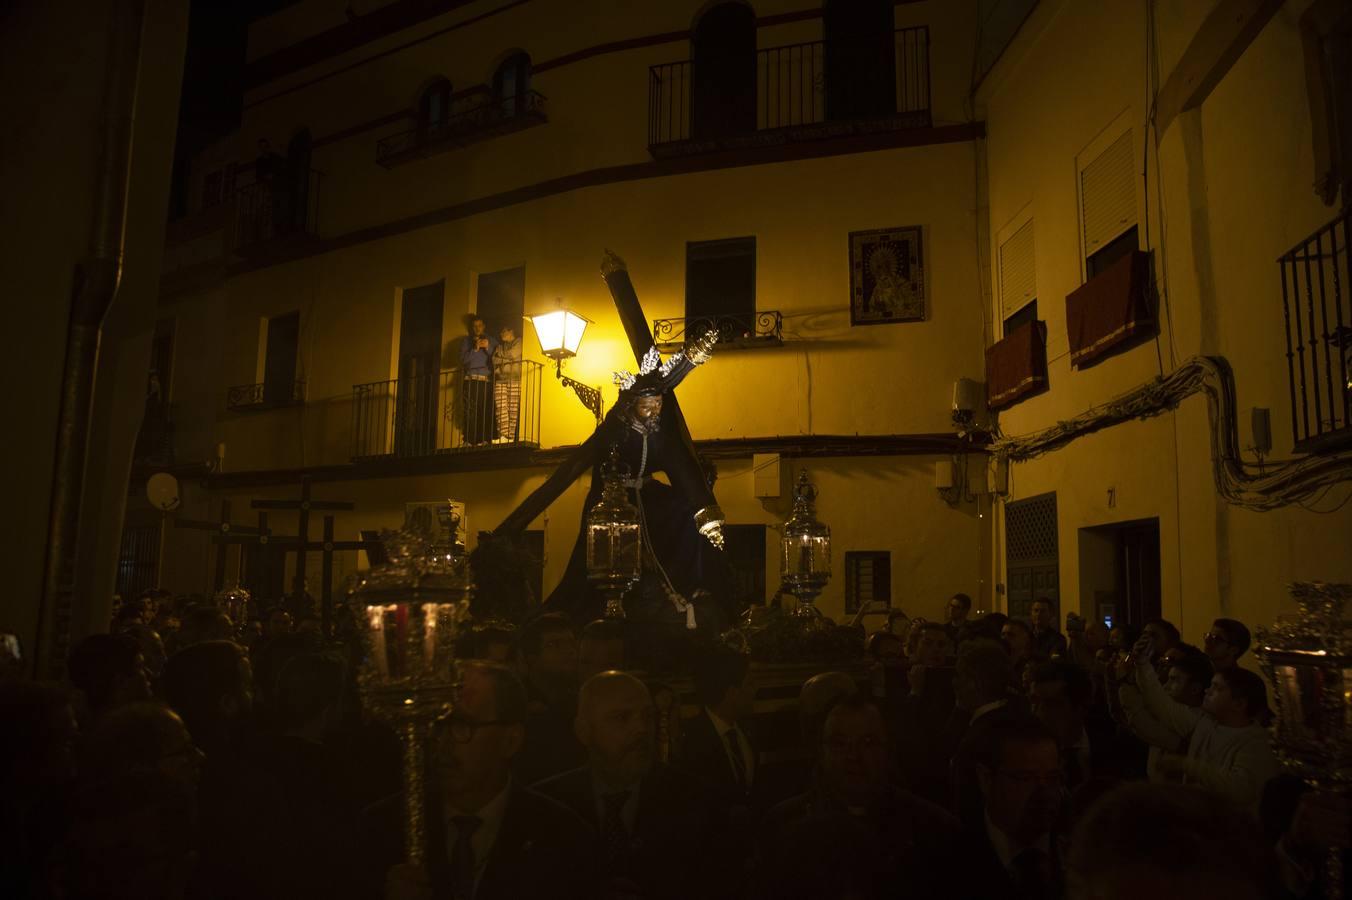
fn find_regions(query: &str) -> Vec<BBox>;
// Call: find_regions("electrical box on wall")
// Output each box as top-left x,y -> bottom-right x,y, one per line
953,378 -> 983,413
753,453 -> 781,498
935,459 -> 955,489
987,456 -> 1009,495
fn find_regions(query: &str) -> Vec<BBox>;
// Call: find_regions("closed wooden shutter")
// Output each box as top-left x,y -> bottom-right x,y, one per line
999,220 -> 1037,321
845,551 -> 891,614
1080,130 -> 1136,255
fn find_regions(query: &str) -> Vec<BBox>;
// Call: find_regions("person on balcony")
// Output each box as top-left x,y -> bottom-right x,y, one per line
460,317 -> 497,446
492,324 -> 522,444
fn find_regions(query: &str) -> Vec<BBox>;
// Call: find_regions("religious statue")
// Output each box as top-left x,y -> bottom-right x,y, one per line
484,251 -> 739,633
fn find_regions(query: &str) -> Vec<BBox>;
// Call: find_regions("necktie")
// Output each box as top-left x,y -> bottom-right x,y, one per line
725,728 -> 748,790
450,815 -> 482,900
1011,846 -> 1054,900
601,790 -> 631,860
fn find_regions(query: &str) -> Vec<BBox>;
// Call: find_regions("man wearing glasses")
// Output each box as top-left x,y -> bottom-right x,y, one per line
970,719 -> 1066,900
1203,618 -> 1251,671
377,661 -> 594,900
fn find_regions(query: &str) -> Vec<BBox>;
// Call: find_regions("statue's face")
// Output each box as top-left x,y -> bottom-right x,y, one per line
632,395 -> 662,430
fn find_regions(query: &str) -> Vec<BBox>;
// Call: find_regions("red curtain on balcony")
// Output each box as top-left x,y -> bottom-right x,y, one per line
1066,250 -> 1154,368
986,321 -> 1048,410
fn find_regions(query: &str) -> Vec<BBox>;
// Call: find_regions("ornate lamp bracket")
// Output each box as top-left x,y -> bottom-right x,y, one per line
555,358 -> 602,422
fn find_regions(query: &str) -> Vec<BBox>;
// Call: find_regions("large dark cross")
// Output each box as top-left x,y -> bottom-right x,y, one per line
171,499 -> 270,592
250,479 -> 372,637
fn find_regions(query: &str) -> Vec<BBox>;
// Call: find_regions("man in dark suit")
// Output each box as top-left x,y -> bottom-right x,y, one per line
950,638 -> 1025,829
372,661 -> 595,900
962,718 -> 1066,900
679,647 -> 758,811
757,692 -> 963,900
534,671 -> 729,900
894,621 -> 958,806
513,613 -> 584,784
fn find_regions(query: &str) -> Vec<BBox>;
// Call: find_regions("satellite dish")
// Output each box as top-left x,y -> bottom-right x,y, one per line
146,472 -> 181,512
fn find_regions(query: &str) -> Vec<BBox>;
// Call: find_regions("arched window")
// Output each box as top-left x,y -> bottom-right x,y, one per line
691,3 -> 757,140
492,52 -> 532,117
823,0 -> 895,120
418,78 -> 452,134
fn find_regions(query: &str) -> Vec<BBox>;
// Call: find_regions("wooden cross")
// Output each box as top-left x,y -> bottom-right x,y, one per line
250,479 -> 373,638
263,515 -> 377,638
171,499 -> 271,592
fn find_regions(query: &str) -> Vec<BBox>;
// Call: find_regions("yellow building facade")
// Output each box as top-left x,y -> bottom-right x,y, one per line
142,0 -> 1351,635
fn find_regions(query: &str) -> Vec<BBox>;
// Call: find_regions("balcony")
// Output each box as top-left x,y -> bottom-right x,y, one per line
376,90 -> 548,168
652,310 -> 783,352
648,27 -> 930,157
227,379 -> 306,412
1281,212 -> 1352,452
351,362 -> 543,460
233,168 -> 323,259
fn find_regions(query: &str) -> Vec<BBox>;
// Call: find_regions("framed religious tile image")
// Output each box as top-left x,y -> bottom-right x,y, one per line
849,226 -> 926,325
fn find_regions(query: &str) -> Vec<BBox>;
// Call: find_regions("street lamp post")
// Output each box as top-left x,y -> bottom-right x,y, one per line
530,304 -> 603,421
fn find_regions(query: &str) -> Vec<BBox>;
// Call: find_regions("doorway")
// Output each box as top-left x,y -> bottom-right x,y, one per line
395,280 -> 444,456
691,3 -> 757,141
1004,492 -> 1059,621
823,0 -> 895,121
1078,518 -> 1161,630
476,266 -> 526,336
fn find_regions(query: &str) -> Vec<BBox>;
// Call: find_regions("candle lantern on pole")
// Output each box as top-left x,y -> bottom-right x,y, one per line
1255,582 -> 1352,900
780,469 -> 831,620
348,529 -> 471,864
586,445 -> 642,619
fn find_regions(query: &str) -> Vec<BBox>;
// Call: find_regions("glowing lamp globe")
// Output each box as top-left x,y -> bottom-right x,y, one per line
530,308 -> 590,362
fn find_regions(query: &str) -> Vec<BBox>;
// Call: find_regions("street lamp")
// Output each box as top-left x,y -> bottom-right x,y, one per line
780,469 -> 832,621
530,302 -> 602,422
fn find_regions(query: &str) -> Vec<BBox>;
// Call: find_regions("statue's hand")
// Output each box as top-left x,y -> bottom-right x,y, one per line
685,327 -> 719,366
694,505 -> 725,550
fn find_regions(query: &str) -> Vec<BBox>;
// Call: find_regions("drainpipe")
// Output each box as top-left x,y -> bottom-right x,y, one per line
35,0 -> 146,678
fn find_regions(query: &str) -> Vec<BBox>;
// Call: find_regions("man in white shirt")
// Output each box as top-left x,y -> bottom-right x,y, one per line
1123,634 -> 1279,810
1118,646 -> 1212,782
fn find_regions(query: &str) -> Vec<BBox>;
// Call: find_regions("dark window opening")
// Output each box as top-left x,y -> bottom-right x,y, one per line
419,79 -> 452,132
202,170 -> 223,208
685,237 -> 756,334
116,522 -> 162,598
845,551 -> 891,615
493,53 -> 532,117
1086,225 -> 1139,280
691,3 -> 757,140
1003,299 -> 1038,339
262,311 -> 301,406
823,0 -> 896,120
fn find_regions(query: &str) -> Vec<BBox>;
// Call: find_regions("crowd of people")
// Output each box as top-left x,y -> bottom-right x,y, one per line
0,588 -> 1345,899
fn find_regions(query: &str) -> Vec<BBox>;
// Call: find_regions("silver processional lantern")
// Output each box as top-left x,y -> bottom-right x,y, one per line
1256,582 -> 1352,900
586,446 -> 642,619
780,469 -> 831,621
348,528 -> 471,865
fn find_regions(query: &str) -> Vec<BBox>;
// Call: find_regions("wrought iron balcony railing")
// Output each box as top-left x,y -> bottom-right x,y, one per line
233,168 -> 323,253
652,311 -> 783,351
376,90 -> 548,167
1281,212 -> 1352,451
648,27 -> 930,154
227,380 -> 306,412
351,361 -> 543,460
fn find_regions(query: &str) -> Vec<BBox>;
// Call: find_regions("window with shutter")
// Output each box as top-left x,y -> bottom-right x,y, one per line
845,551 -> 891,614
1080,130 -> 1136,262
999,220 -> 1037,325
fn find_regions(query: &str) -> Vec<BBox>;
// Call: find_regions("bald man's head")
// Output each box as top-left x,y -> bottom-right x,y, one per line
799,671 -> 858,746
575,671 -> 654,787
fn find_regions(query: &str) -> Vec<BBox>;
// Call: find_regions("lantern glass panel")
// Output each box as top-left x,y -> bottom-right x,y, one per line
587,521 -> 641,579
